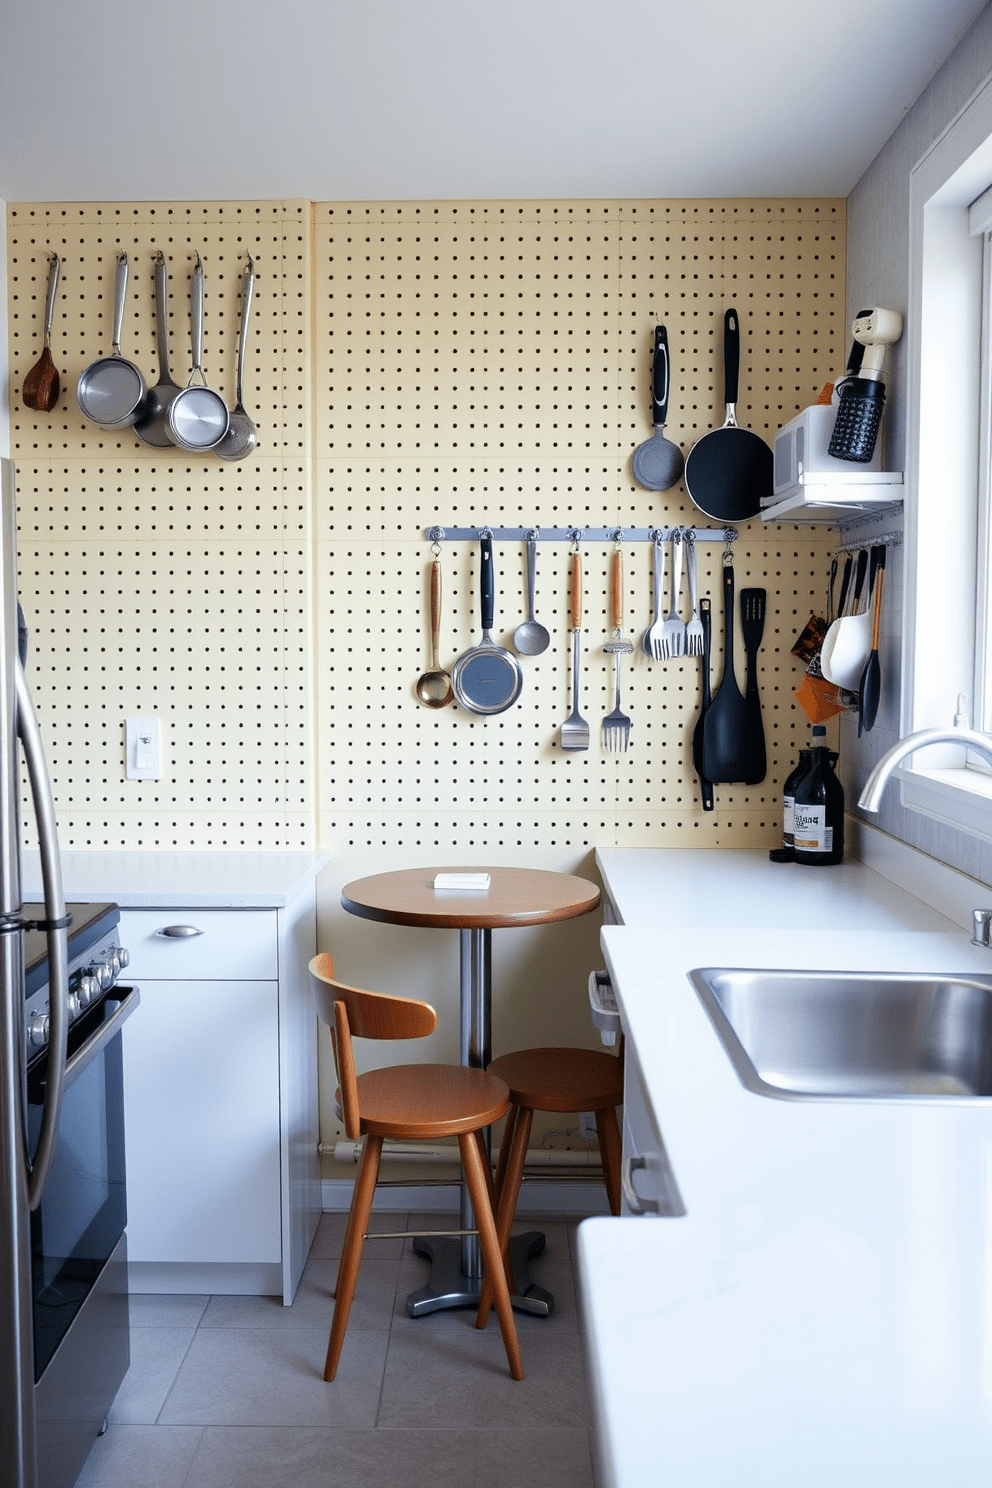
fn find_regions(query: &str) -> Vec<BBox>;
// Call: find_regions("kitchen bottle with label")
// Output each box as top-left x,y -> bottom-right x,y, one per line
793,725 -> 844,865
768,748 -> 814,862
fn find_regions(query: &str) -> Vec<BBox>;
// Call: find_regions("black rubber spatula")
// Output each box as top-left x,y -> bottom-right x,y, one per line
702,565 -> 766,785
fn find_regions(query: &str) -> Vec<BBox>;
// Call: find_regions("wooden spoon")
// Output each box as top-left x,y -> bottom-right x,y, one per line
22,255 -> 61,412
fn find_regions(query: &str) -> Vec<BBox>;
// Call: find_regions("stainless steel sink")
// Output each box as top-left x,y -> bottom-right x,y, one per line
689,967 -> 992,1100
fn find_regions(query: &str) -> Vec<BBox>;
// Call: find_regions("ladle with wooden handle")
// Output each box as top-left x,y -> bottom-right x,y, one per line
22,254 -> 61,412
416,554 -> 454,707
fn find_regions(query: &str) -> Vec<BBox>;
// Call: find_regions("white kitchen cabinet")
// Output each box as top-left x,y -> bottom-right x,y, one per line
120,885 -> 321,1303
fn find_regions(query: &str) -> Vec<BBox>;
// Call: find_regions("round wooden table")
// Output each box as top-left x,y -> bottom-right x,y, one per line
341,866 -> 601,1315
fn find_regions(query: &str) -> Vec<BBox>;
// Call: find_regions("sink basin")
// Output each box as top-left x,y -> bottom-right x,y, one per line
689,967 -> 992,1100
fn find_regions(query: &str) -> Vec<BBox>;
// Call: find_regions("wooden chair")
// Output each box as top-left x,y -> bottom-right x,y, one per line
475,1045 -> 623,1329
308,952 -> 524,1381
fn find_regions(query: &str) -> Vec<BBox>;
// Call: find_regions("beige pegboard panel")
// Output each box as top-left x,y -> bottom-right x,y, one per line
314,198 -> 845,854
17,538 -> 312,848
7,200 -> 312,460
7,200 -> 316,850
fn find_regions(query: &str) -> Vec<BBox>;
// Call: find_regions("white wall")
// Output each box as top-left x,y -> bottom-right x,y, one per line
843,4 -> 992,881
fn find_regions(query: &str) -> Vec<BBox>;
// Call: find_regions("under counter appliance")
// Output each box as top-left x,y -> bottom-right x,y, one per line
0,457 -> 139,1488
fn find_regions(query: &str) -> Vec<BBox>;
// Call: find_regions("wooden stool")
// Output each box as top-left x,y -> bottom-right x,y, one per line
309,953 -> 524,1381
475,1045 -> 623,1328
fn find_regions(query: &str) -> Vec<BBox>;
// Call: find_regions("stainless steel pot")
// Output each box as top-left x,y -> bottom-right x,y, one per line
167,254 -> 229,452
76,252 -> 146,430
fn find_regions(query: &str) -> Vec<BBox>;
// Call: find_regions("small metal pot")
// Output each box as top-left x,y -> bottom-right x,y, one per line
167,254 -> 229,452
76,252 -> 146,430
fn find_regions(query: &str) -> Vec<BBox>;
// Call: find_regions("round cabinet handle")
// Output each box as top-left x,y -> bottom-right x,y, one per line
621,1154 -> 661,1216
155,925 -> 204,939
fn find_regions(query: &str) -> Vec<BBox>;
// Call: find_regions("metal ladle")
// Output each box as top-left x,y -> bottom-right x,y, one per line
415,552 -> 454,707
512,535 -> 551,655
216,253 -> 258,462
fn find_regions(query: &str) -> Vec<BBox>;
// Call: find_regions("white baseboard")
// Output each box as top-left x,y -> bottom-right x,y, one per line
321,1177 -> 611,1216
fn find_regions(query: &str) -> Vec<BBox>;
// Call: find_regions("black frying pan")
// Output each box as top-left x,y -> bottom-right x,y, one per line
684,309 -> 773,522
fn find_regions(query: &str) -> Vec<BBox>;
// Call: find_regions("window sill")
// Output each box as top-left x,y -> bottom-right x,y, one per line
898,766 -> 992,838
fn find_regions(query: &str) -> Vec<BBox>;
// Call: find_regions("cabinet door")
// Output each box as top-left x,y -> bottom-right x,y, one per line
122,978 -> 281,1263
621,1043 -> 685,1219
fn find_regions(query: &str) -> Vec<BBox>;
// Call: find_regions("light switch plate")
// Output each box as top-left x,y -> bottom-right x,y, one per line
125,718 -> 162,781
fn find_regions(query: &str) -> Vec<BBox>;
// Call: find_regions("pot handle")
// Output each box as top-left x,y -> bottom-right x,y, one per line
111,251 -> 129,357
480,534 -> 494,632
723,307 -> 740,409
651,324 -> 670,427
189,253 -> 205,382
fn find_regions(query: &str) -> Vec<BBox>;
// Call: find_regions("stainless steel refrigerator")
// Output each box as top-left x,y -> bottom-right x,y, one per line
0,454 -> 70,1488
0,457 -> 137,1488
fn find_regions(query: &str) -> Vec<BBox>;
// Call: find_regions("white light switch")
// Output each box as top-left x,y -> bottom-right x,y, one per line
125,718 -> 162,781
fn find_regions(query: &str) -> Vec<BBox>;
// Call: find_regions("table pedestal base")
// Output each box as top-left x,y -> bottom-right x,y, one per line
407,1231 -> 554,1318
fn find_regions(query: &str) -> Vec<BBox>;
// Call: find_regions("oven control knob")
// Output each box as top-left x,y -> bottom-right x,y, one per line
91,960 -> 114,991
28,1012 -> 49,1048
66,990 -> 80,1019
117,946 -> 130,970
78,973 -> 100,1007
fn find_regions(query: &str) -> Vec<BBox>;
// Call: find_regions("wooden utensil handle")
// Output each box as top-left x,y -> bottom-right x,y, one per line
571,551 -> 583,629
870,568 -> 884,649
611,550 -> 623,631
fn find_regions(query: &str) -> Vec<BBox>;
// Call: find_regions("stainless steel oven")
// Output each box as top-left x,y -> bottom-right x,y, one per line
23,904 -> 138,1488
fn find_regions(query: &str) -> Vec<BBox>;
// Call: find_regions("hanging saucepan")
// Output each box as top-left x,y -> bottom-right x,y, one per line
167,254 -> 229,452
76,251 -> 147,430
684,308 -> 773,522
452,534 -> 524,715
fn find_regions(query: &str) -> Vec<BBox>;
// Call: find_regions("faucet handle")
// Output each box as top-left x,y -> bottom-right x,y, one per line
971,908 -> 992,948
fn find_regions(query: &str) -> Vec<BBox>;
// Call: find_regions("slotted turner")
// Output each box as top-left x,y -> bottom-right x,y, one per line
603,549 -> 633,751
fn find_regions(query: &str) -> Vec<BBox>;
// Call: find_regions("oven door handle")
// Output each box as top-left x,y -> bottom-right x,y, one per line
16,661 -> 69,1210
62,986 -> 141,1090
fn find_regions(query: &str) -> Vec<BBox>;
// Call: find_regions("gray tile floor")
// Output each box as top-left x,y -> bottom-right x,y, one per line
77,1210 -> 598,1488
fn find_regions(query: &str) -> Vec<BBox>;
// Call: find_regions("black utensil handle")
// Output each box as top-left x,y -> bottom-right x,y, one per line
480,535 -> 494,631
724,309 -> 740,406
697,598 -> 714,811
700,598 -> 712,705
835,554 -> 853,616
652,324 -> 670,426
852,547 -> 869,606
721,564 -> 735,671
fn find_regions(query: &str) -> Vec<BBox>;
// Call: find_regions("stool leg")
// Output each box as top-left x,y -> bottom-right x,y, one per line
475,1103 -> 532,1329
324,1132 -> 382,1381
460,1131 -> 524,1381
492,1104 -> 517,1202
595,1105 -> 622,1217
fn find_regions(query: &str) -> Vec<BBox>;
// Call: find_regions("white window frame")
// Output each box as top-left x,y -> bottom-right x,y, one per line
898,71 -> 992,836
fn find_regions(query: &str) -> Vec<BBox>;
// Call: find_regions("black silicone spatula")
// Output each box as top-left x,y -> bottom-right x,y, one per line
702,564 -> 766,784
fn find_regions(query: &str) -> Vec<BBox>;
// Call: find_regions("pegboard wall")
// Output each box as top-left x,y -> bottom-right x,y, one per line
314,200 -> 844,855
7,197 -> 844,854
6,201 -> 315,847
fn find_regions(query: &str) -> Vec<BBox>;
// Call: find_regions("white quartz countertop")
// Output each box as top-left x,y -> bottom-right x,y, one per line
21,848 -> 329,907
579,848 -> 992,1488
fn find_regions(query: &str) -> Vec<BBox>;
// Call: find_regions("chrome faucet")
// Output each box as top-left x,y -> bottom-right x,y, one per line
857,714 -> 992,813
856,702 -> 992,947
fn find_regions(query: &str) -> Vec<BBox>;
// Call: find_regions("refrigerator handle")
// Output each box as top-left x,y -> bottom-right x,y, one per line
15,662 -> 68,1210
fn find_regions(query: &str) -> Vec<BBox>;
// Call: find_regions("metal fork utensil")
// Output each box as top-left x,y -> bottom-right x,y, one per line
683,533 -> 704,657
603,548 -> 633,752
560,546 -> 590,750
642,535 -> 666,659
661,530 -> 686,658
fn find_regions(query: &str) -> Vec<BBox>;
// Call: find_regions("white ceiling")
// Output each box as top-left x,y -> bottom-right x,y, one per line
0,0 -> 987,204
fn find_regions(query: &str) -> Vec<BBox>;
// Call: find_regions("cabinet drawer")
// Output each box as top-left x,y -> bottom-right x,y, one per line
121,908 -> 278,981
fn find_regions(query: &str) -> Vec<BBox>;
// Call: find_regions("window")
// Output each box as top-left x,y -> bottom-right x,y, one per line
898,72 -> 992,834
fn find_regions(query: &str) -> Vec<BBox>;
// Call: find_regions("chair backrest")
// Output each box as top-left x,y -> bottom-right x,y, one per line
308,953 -> 438,1139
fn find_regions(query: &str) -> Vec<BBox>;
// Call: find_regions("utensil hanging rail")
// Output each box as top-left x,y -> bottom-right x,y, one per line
424,525 -> 738,545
